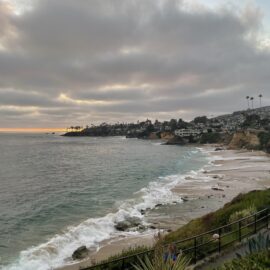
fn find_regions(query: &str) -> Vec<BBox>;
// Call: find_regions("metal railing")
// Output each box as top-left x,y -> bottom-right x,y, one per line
82,208 -> 269,270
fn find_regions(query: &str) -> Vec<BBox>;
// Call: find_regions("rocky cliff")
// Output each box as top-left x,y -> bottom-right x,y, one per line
228,131 -> 261,150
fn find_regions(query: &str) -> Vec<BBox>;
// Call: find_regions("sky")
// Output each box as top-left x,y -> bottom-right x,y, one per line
0,0 -> 270,129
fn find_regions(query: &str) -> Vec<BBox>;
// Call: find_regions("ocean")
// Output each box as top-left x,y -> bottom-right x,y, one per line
0,133 -> 209,270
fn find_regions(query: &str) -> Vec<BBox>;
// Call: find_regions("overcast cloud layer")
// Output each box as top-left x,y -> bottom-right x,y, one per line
0,0 -> 269,128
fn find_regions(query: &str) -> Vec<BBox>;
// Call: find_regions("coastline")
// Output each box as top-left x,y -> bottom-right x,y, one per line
57,146 -> 270,270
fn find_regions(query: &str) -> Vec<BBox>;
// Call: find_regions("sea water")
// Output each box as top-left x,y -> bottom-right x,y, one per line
0,133 -> 209,270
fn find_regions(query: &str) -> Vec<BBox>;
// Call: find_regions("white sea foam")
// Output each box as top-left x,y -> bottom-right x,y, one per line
4,148 -> 211,270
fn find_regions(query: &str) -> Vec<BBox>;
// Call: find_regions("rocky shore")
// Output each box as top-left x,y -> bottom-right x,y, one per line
57,146 -> 270,270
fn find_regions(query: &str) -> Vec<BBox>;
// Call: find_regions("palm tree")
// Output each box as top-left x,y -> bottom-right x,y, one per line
246,96 -> 250,109
250,97 -> 254,109
258,94 -> 263,107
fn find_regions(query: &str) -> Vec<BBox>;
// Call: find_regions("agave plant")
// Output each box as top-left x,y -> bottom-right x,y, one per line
132,241 -> 190,270
247,233 -> 270,255
133,255 -> 190,270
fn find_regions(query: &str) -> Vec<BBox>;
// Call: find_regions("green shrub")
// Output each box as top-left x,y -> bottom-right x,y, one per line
213,251 -> 270,270
229,205 -> 256,225
258,132 -> 270,153
200,133 -> 221,144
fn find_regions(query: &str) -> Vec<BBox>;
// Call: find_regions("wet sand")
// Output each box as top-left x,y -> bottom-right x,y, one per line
58,147 -> 270,270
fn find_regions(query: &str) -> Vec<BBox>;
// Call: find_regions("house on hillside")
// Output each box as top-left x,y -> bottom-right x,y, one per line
174,129 -> 201,137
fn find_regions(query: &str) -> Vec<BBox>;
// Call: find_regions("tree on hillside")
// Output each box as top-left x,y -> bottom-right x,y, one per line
246,96 -> 250,109
193,116 -> 208,124
177,119 -> 188,129
250,97 -> 254,109
242,114 -> 260,129
169,119 -> 177,131
259,94 -> 263,107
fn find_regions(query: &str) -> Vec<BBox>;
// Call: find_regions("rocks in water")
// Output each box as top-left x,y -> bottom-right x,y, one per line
138,225 -> 147,232
140,209 -> 146,215
182,196 -> 189,202
212,175 -> 223,179
215,147 -> 224,151
115,217 -> 141,231
72,246 -> 89,260
164,136 -> 186,145
155,203 -> 163,208
149,225 -> 157,230
211,187 -> 224,191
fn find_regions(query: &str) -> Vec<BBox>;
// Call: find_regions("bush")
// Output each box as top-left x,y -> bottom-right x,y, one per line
258,132 -> 270,152
214,251 -> 270,270
200,133 -> 221,144
229,205 -> 256,225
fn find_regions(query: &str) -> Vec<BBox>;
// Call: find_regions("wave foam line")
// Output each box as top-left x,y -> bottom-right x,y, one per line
4,149 -> 210,270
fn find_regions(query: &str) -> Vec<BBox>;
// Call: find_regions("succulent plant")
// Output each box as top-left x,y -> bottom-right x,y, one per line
247,233 -> 270,255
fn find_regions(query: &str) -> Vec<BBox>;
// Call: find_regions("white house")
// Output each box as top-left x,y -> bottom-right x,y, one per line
174,129 -> 201,137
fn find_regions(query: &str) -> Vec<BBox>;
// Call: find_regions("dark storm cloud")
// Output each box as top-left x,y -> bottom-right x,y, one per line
0,0 -> 269,127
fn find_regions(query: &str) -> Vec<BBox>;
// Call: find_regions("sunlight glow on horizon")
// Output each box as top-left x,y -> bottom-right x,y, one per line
0,127 -> 66,133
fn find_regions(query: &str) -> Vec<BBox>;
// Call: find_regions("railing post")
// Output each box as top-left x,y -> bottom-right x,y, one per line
194,237 -> 197,264
254,214 -> 257,234
238,221 -> 241,242
267,209 -> 269,229
218,228 -> 221,253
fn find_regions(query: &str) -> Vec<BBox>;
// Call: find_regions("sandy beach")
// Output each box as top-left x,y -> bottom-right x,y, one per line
57,146 -> 270,270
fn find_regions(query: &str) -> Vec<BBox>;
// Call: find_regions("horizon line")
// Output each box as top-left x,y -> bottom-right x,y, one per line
0,128 -> 66,133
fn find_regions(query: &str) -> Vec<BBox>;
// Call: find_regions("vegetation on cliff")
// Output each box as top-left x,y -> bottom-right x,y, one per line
88,189 -> 270,270
164,189 -> 270,243
258,132 -> 270,153
214,250 -> 270,270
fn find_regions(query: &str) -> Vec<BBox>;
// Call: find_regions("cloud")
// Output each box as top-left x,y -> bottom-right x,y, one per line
0,0 -> 269,127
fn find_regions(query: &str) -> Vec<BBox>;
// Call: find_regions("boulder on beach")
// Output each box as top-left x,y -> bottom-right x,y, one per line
115,217 -> 141,231
211,187 -> 224,191
164,136 -> 186,145
182,197 -> 189,202
72,246 -> 89,260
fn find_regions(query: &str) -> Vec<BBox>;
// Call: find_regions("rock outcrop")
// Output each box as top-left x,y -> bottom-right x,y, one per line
115,217 -> 141,231
72,246 -> 89,260
228,131 -> 260,150
160,132 -> 174,140
148,132 -> 160,140
164,136 -> 186,145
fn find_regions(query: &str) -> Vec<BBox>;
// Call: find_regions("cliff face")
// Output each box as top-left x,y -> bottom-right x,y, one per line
228,131 -> 260,150
160,132 -> 174,140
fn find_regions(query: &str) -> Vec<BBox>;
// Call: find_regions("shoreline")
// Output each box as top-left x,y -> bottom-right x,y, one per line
57,146 -> 270,270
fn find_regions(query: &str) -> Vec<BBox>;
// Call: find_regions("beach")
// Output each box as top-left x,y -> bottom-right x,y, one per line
58,146 -> 270,270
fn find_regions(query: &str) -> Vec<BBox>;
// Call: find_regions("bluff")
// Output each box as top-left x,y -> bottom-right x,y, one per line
228,131 -> 260,150
228,130 -> 270,153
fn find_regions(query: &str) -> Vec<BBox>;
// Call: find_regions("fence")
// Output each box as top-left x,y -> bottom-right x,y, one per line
82,208 -> 269,270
